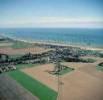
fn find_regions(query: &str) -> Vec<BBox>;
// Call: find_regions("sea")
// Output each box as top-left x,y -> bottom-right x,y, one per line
0,28 -> 103,48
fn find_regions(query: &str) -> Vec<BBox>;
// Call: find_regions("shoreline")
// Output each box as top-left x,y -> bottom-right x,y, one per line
1,33 -> 103,51
17,39 -> 103,51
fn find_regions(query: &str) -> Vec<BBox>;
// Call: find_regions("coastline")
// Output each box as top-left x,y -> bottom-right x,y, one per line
1,33 -> 103,51
18,39 -> 103,51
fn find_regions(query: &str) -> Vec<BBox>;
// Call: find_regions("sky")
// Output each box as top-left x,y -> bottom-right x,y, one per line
0,0 -> 103,28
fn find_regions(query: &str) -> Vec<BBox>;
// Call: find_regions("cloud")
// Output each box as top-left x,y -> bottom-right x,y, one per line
0,17 -> 103,28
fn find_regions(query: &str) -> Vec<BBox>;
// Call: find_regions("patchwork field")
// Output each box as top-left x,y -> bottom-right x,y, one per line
8,70 -> 57,100
21,60 -> 103,100
0,74 -> 38,100
22,64 -> 58,91
1,40 -> 103,100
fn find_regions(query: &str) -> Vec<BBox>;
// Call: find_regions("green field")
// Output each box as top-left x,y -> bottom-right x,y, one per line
55,67 -> 74,75
15,64 -> 34,69
8,70 -> 57,100
12,41 -> 34,49
15,63 -> 41,69
96,65 -> 103,71
80,58 -> 96,63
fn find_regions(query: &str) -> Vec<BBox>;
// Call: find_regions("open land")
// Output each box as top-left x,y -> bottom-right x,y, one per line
0,47 -> 52,55
0,37 -> 103,100
22,58 -> 103,100
0,74 -> 38,100
0,38 -> 53,55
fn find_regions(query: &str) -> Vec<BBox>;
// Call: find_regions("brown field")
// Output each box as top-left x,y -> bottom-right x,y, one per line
22,64 -> 58,91
22,57 -> 103,100
0,47 -> 52,55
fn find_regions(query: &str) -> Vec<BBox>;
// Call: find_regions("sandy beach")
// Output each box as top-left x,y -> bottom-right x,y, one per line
8,37 -> 103,51
1,33 -> 103,51
13,37 -> 103,51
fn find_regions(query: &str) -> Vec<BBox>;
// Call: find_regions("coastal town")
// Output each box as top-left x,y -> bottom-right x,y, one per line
0,37 -> 103,73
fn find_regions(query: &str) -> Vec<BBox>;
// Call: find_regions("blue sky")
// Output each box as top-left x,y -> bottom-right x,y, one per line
0,0 -> 103,28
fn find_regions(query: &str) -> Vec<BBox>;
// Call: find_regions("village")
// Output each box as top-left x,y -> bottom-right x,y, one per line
0,44 -> 103,74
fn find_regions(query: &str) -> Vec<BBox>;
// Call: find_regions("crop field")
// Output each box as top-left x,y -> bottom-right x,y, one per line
21,61 -> 103,100
1,40 -> 103,100
0,74 -> 38,100
96,65 -> 103,71
1,57 -> 103,100
8,70 -> 57,100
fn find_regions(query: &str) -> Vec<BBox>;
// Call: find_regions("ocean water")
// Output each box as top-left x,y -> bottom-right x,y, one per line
0,28 -> 103,48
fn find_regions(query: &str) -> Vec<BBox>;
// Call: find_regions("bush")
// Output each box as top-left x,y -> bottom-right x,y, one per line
79,58 -> 96,63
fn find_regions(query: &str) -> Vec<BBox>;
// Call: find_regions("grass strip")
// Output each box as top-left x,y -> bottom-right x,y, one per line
15,64 -> 35,69
54,67 -> 74,76
12,41 -> 33,49
96,65 -> 103,71
8,70 -> 57,100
